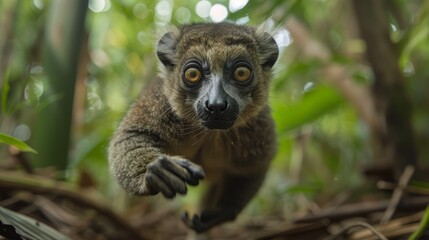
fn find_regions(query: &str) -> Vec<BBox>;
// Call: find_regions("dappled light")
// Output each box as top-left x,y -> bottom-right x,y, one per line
210,3 -> 228,22
1,0 -> 429,239
229,0 -> 249,13
89,0 -> 111,13
195,0 -> 212,19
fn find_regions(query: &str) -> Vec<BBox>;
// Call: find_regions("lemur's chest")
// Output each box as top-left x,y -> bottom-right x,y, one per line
166,131 -> 236,175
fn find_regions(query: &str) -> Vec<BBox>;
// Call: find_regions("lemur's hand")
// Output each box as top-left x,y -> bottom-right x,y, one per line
140,156 -> 205,198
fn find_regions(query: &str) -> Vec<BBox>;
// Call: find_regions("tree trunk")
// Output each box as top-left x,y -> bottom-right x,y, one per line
31,0 -> 88,172
351,0 -> 417,178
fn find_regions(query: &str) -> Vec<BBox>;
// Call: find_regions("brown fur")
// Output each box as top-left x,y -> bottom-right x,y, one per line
108,22 -> 278,232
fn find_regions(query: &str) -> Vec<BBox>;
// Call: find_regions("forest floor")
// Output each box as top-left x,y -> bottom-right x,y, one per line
1,164 -> 429,240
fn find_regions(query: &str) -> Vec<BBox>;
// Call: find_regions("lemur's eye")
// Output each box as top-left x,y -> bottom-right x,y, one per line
233,66 -> 251,82
184,67 -> 202,84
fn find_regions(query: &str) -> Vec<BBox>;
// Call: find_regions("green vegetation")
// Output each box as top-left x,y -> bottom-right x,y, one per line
0,133 -> 36,153
1,0 -> 428,223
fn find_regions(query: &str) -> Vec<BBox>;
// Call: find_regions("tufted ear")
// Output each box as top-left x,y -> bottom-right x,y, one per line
157,31 -> 179,68
256,31 -> 279,69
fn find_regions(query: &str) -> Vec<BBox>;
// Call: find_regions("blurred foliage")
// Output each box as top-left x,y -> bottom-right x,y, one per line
0,133 -> 36,153
408,205 -> 429,240
1,0 -> 429,219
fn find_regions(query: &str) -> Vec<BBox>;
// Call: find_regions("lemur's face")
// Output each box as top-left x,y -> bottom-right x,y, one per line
157,23 -> 279,129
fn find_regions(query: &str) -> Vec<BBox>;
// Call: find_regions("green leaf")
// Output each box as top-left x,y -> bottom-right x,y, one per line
408,205 -> 429,240
0,132 -> 37,154
272,85 -> 344,132
398,1 -> 429,60
0,206 -> 70,240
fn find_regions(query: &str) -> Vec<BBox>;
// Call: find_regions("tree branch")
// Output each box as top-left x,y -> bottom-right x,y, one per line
0,171 -> 148,240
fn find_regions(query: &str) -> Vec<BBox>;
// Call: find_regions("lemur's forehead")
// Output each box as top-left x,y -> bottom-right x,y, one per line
177,23 -> 259,70
180,31 -> 256,46
180,23 -> 255,38
184,44 -> 253,72
177,23 -> 258,52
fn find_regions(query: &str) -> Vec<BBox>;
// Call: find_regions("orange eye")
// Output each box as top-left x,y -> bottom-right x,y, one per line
184,68 -> 202,83
233,66 -> 251,82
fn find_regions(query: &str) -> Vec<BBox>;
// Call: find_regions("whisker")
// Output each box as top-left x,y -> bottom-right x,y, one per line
191,128 -> 209,146
159,105 -> 173,119
209,130 -> 214,141
235,113 -> 245,123
223,130 -> 234,145
182,126 -> 204,136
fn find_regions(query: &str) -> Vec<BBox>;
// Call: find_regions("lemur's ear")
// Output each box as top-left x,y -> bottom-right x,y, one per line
256,22 -> 279,68
157,30 -> 179,68
256,32 -> 279,68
